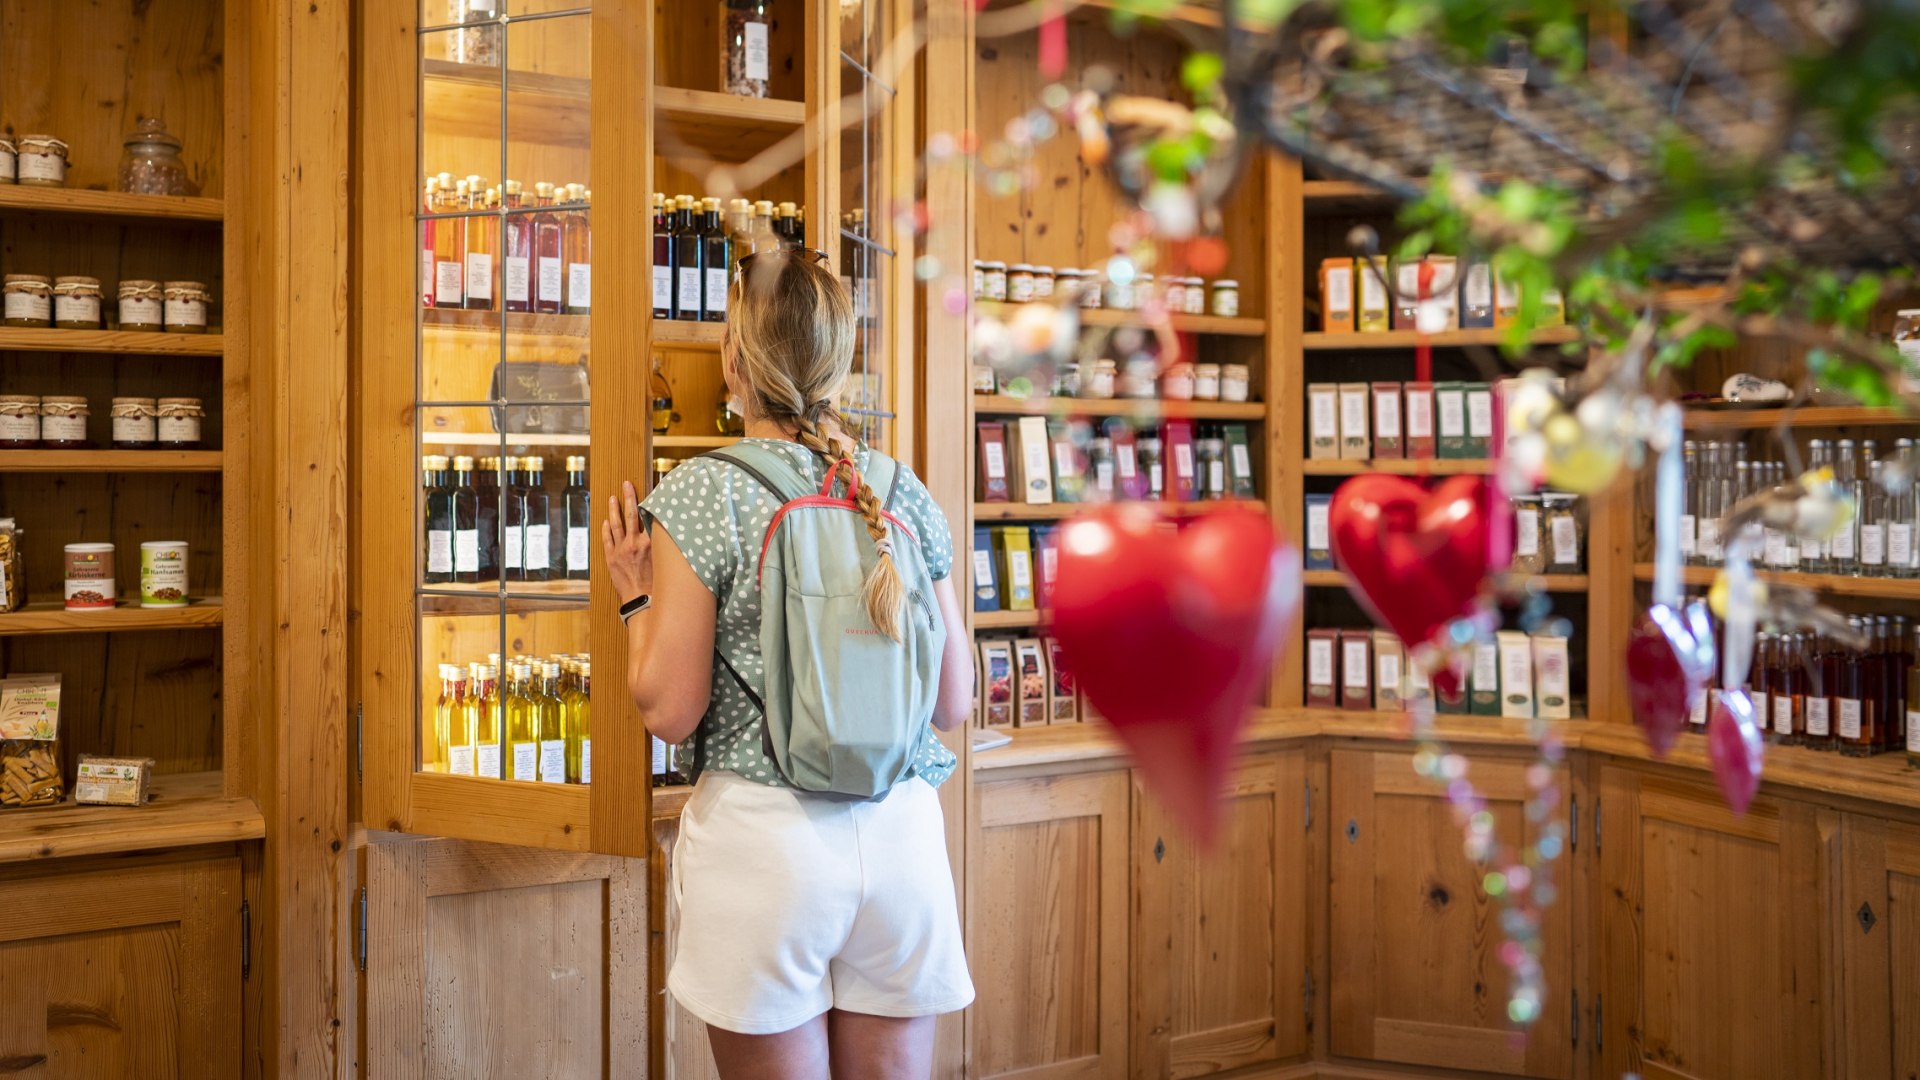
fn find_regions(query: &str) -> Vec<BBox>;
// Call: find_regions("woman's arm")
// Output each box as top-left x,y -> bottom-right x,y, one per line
604,482 -> 715,746
930,576 -> 973,732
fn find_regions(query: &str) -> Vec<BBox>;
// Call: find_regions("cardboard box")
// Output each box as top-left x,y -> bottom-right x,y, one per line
1340,630 -> 1373,710
1493,268 -> 1521,328
1047,418 -> 1083,504
75,755 -> 152,807
1464,383 -> 1494,458
1319,257 -> 1355,333
1434,382 -> 1469,460
1304,494 -> 1334,570
1307,629 -> 1338,707
977,421 -> 1011,502
1407,661 -> 1434,712
1011,415 -> 1053,504
1373,631 -> 1405,712
994,527 -> 1036,611
1532,632 -> 1572,719
1014,638 -> 1049,726
1540,286 -> 1567,326
1420,255 -> 1460,332
1032,525 -> 1058,608
1469,641 -> 1501,716
1308,383 -> 1340,460
1459,259 -> 1495,328
1045,638 -> 1078,723
1371,382 -> 1403,458
1163,421 -> 1198,502
1338,383 -> 1371,460
1357,256 -> 1390,333
1403,381 -> 1436,459
1107,420 -> 1145,500
1223,425 -> 1258,499
1498,630 -> 1535,719
979,640 -> 1015,727
970,526 -> 1000,612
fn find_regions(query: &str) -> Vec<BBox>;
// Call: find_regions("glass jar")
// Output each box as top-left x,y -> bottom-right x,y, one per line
52,277 -> 103,329
1031,266 -> 1055,300
118,281 -> 165,330
1007,264 -> 1036,304
1160,362 -> 1196,401
1184,277 -> 1206,315
117,118 -> 196,196
971,260 -> 986,300
1510,495 -> 1545,574
1085,359 -> 1117,399
0,396 -> 40,449
1210,279 -> 1240,317
1105,275 -> 1136,311
1164,278 -> 1187,314
110,398 -> 158,449
1134,274 -> 1155,310
15,135 -> 68,187
652,456 -> 678,488
1077,272 -> 1103,309
1087,437 -> 1115,498
156,398 -> 205,446
971,362 -> 997,395
456,0 -> 502,66
1119,357 -> 1158,399
3,275 -> 53,328
981,261 -> 1008,302
1544,494 -> 1586,571
714,393 -> 745,437
1895,309 -> 1920,394
0,137 -> 15,184
1197,429 -> 1226,500
1221,363 -> 1252,403
163,282 -> 210,332
39,397 -> 89,448
1054,361 -> 1081,398
723,0 -> 772,98
1193,363 -> 1222,402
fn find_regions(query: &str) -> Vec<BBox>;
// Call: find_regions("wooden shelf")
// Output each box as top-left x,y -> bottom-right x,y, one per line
0,328 -> 224,356
1302,569 -> 1590,592
974,499 -> 1263,522
1681,405 -> 1917,430
1302,327 -> 1580,351
1301,179 -> 1397,212
0,186 -> 224,223
0,598 -> 223,636
0,450 -> 221,472
974,609 -> 1043,630
1077,308 -> 1265,337
0,771 -> 263,865
971,394 -> 1265,421
420,581 -> 589,615
421,59 -> 589,147
655,435 -> 740,449
1293,706 -> 1594,747
1631,563 -> 1920,601
652,320 -> 724,349
421,308 -> 590,338
654,85 -> 807,160
420,430 -> 591,448
1300,458 -> 1495,476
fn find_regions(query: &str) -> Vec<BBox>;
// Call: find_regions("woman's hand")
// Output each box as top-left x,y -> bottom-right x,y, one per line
602,480 -> 653,605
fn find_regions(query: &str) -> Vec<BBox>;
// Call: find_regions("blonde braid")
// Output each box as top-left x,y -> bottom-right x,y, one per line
796,412 -> 904,641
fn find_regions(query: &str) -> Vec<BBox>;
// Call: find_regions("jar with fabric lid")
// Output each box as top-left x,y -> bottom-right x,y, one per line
15,136 -> 68,187
163,281 -> 210,332
1031,266 -> 1055,300
1210,279 -> 1240,317
980,261 -> 1008,302
1193,363 -> 1222,401
1077,272 -> 1103,309
1134,274 -> 1155,311
110,398 -> 158,449
117,118 -> 197,196
1119,357 -> 1157,399
118,281 -> 164,330
53,277 -> 103,329
39,397 -> 90,448
0,137 -> 15,184
1160,362 -> 1196,401
156,398 -> 206,447
971,260 -> 986,300
1164,278 -> 1188,314
1084,359 -> 1117,399
1105,275 -> 1136,312
1220,363 -> 1252,403
1007,264 -> 1036,304
3,275 -> 53,327
0,396 -> 40,449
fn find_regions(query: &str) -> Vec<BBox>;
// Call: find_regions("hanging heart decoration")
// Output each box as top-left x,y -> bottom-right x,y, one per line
1050,504 -> 1300,844
1707,688 -> 1765,816
1329,473 -> 1512,652
1626,600 -> 1716,757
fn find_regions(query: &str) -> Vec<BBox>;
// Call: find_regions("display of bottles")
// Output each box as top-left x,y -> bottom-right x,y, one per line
564,184 -> 592,315
700,197 -> 730,322
565,660 -> 592,784
450,455 -> 480,584
505,661 -> 539,781
418,173 -> 590,313
652,192 -> 673,319
532,182 -> 565,314
422,454 -> 453,585
564,455 -> 592,581
502,179 -> 532,313
672,194 -> 704,321
433,652 -> 588,783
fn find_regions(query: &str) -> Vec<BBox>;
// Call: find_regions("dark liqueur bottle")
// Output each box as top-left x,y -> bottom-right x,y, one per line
564,455 -> 592,582
423,455 -> 453,585
652,192 -> 673,319
673,195 -> 704,322
701,197 -> 731,323
451,455 -> 480,585
522,456 -> 552,583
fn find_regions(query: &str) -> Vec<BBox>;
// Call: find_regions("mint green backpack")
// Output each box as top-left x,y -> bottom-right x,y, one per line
701,443 -> 946,798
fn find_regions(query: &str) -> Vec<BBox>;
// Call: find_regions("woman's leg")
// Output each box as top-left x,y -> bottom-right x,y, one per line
826,1010 -> 936,1079
707,1015 -> 832,1080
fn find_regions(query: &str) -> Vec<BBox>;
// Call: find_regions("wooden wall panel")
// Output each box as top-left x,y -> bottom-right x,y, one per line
654,818 -> 724,1080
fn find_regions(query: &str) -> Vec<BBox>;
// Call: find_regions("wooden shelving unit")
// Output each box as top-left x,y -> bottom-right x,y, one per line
0,450 -> 223,473
1631,562 -> 1920,601
421,308 -> 591,338
1300,457 -> 1496,476
1303,327 -> 1581,350
0,771 -> 264,865
975,609 -> 1043,630
1303,569 -> 1591,592
971,393 -> 1265,420
653,85 -> 807,159
0,186 -> 225,222
1077,308 -> 1266,336
0,599 -> 224,637
0,328 -> 225,356
652,319 -> 724,349
419,430 -> 591,447
1681,405 -> 1917,430
974,498 -> 1264,522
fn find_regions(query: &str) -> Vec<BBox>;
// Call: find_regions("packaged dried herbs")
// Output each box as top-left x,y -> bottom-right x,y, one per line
0,675 -> 64,809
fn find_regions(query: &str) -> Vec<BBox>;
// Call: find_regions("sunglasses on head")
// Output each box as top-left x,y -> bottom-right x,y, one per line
733,246 -> 832,285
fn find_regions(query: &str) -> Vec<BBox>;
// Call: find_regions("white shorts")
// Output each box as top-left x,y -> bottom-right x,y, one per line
667,770 -> 975,1036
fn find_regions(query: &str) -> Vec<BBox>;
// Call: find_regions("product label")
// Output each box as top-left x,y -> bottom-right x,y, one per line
568,264 -> 591,309
1207,460 -> 1225,494
506,257 -> 531,303
449,745 -> 475,776
156,416 -> 200,443
567,528 -> 590,572
18,151 -> 62,183
1008,549 -> 1033,593
1691,691 -> 1709,727
1774,695 -> 1794,736
538,257 -> 564,303
465,253 -> 493,300
1116,444 -> 1136,480
1173,443 -> 1194,480
1307,503 -> 1329,551
651,266 -> 670,311
1496,272 -> 1521,312
1698,519 -> 1722,559
436,260 -> 464,305
427,530 -> 453,574
4,292 -> 50,321
1378,653 -> 1401,696
477,743 -> 502,780
423,249 -> 435,299
1326,267 -> 1353,316
54,296 -> 99,324
1516,508 -> 1540,557
163,298 -> 205,327
1751,692 -> 1769,728
1308,639 -> 1334,688
1374,392 -> 1401,439
1908,710 -> 1920,754
704,268 -> 727,315
982,441 -> 1006,479
1551,516 -> 1578,566
112,416 -> 155,443
1310,393 -> 1338,442
1889,523 -> 1913,567
1465,264 -> 1493,309
63,577 -> 115,608
1094,461 -> 1113,492
540,740 -> 566,783
0,152 -> 13,182
1830,523 -> 1855,560
1054,442 -> 1076,480
1340,392 -> 1367,439
504,525 -> 523,570
1838,698 -> 1863,740
1802,536 -> 1823,563
512,742 -> 537,781
1343,641 -> 1369,688
525,524 -> 551,571
1861,523 -> 1886,566
1473,643 -> 1499,689
1149,464 -> 1163,493
120,296 -> 162,325
1764,530 -> 1787,567
1438,392 -> 1466,437
971,549 -> 994,586
1405,393 -> 1433,439
678,267 -> 702,313
455,529 -> 480,573
1231,444 -> 1252,482
1806,697 -> 1830,737
1467,392 -> 1494,438
580,739 -> 591,783
40,414 -> 83,441
1501,642 -> 1533,696
0,414 -> 34,440
1360,265 -> 1387,315
1679,514 -> 1697,556
651,738 -> 665,776
744,20 -> 770,80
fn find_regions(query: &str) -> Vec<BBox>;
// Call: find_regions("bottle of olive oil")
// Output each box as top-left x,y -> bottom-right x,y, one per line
425,663 -> 456,773
501,456 -> 525,583
506,662 -> 539,782
652,192 -> 673,319
538,660 -> 568,783
475,663 -> 503,779
565,660 -> 592,783
450,662 -> 479,776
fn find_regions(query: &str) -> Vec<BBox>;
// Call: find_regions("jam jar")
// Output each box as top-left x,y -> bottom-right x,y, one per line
0,137 -> 15,184
118,281 -> 165,331
0,396 -> 40,449
157,398 -> 205,446
39,396 -> 90,447
163,281 -> 210,332
52,276 -> 103,329
110,398 -> 158,448
3,275 -> 53,327
1220,363 -> 1252,403
1210,279 -> 1241,317
1193,363 -> 1223,401
15,135 -> 68,187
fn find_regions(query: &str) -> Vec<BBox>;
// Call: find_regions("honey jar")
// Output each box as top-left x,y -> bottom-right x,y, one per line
156,398 -> 205,446
39,397 -> 90,447
1193,363 -> 1223,402
110,398 -> 158,449
1007,263 -> 1036,304
163,281 -> 210,332
52,276 -> 103,329
0,137 -> 15,184
1220,363 -> 1252,403
3,275 -> 53,327
118,281 -> 164,331
0,395 -> 40,449
15,135 -> 69,187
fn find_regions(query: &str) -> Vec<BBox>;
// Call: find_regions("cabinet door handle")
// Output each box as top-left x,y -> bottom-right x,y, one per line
1858,901 -> 1878,934
1345,818 -> 1359,844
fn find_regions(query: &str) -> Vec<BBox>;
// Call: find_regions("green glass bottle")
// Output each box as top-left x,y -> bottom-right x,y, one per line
565,660 -> 592,784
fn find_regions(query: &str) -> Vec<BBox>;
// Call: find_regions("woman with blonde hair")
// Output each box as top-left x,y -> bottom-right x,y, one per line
603,248 -> 975,1078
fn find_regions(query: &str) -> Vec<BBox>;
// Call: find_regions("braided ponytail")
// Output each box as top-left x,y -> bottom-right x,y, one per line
794,412 -> 905,642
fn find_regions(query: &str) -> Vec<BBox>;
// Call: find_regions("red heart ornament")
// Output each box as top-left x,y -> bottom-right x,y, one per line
1707,688 -> 1765,816
1329,474 -> 1512,651
1626,600 -> 1716,757
1050,505 -> 1300,844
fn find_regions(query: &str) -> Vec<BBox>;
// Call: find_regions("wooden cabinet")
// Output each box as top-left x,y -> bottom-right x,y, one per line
1132,750 -> 1309,1079
972,769 -> 1130,1079
0,850 -> 241,1079
1830,812 -> 1920,1078
359,835 -> 646,1077
653,816 -> 722,1080
1596,765 -> 1829,1079
1329,748 -> 1574,1078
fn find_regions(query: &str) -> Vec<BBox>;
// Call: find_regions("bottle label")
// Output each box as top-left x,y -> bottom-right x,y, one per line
1149,463 -> 1163,494
678,267 -> 703,313
427,530 -> 453,574
537,257 -> 564,303
568,527 -> 590,572
449,745 -> 475,776
1231,444 -> 1252,484
54,295 -> 99,324
1308,640 -> 1334,688
1697,519 -> 1721,559
1802,536 -> 1823,564
1551,515 -> 1579,566
477,743 -> 503,780
705,268 -> 729,315
1908,710 -> 1919,754
465,253 -> 493,300
422,249 -> 435,301
1465,264 -> 1493,309
1678,515 -> 1696,556
1838,698 -> 1862,740
512,742 -> 537,782
455,529 -> 479,573
1806,697 -> 1830,736
436,260 -> 464,305
504,525 -> 523,570
525,524 -> 550,570
1751,692 -> 1769,729
1008,549 -> 1033,594
1174,443 -> 1194,480
1861,524 -> 1885,566
1774,695 -> 1794,736
983,441 -> 1005,479
1889,522 -> 1913,567
1764,530 -> 1787,567
568,264 -> 591,309
4,292 -> 50,321
1516,508 -> 1540,557
1095,460 -> 1114,492
1207,460 -> 1225,496
540,740 -> 566,783
1690,691 -> 1708,727
651,736 -> 667,776
744,20 -> 770,81
1472,643 -> 1499,690
580,739 -> 591,783
1831,524 -> 1855,560
504,256 -> 530,303
1116,444 -> 1136,479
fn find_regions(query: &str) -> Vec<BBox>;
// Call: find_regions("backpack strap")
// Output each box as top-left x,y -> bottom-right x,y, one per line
699,443 -> 812,504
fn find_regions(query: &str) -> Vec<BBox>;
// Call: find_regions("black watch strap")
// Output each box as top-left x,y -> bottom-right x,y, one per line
620,594 -> 652,622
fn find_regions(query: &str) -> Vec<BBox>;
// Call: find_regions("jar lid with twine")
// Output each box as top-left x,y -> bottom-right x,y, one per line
40,396 -> 89,415
162,281 -> 209,300
119,280 -> 163,299
3,275 -> 51,293
17,135 -> 68,156
0,395 -> 41,416
110,397 -> 158,418
53,276 -> 102,295
156,398 -> 204,417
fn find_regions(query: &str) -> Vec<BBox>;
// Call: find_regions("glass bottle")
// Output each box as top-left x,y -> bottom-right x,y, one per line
1802,440 -> 1829,572
502,180 -> 532,313
523,456 -> 551,583
1771,633 -> 1802,745
564,184 -> 592,315
423,455 -> 453,585
1907,625 -> 1920,768
1679,440 -> 1698,565
421,175 -> 439,308
1730,461 -> 1754,560
651,358 -> 676,436
475,663 -> 503,779
1861,460 -> 1888,577
1776,464 -> 1801,567
723,0 -> 772,98
1749,632 -> 1772,737
449,664 -> 477,776
425,664 -> 456,773
563,455 -> 592,581
433,174 -> 466,309
533,182 -> 565,315
1889,439 -> 1917,578
451,455 -> 480,585
1894,616 -> 1912,755
701,197 -> 730,323
458,0 -> 502,65
506,662 -> 538,782
774,202 -> 800,246
1197,425 -> 1227,501
1831,439 -> 1859,574
538,661 -> 568,783
501,456 -> 526,583
652,192 -> 673,319
673,195 -> 704,321
1838,617 -> 1873,756
565,661 -> 592,784
464,176 -> 495,311
476,457 -> 501,584
1696,443 -> 1723,567
1808,630 -> 1835,750
751,200 -> 777,253
1138,435 -> 1165,500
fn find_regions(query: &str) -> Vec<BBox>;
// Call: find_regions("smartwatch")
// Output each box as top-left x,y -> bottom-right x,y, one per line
620,594 -> 652,623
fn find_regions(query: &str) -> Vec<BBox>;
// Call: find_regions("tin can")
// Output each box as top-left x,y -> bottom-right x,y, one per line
139,541 -> 189,608
64,543 -> 116,610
